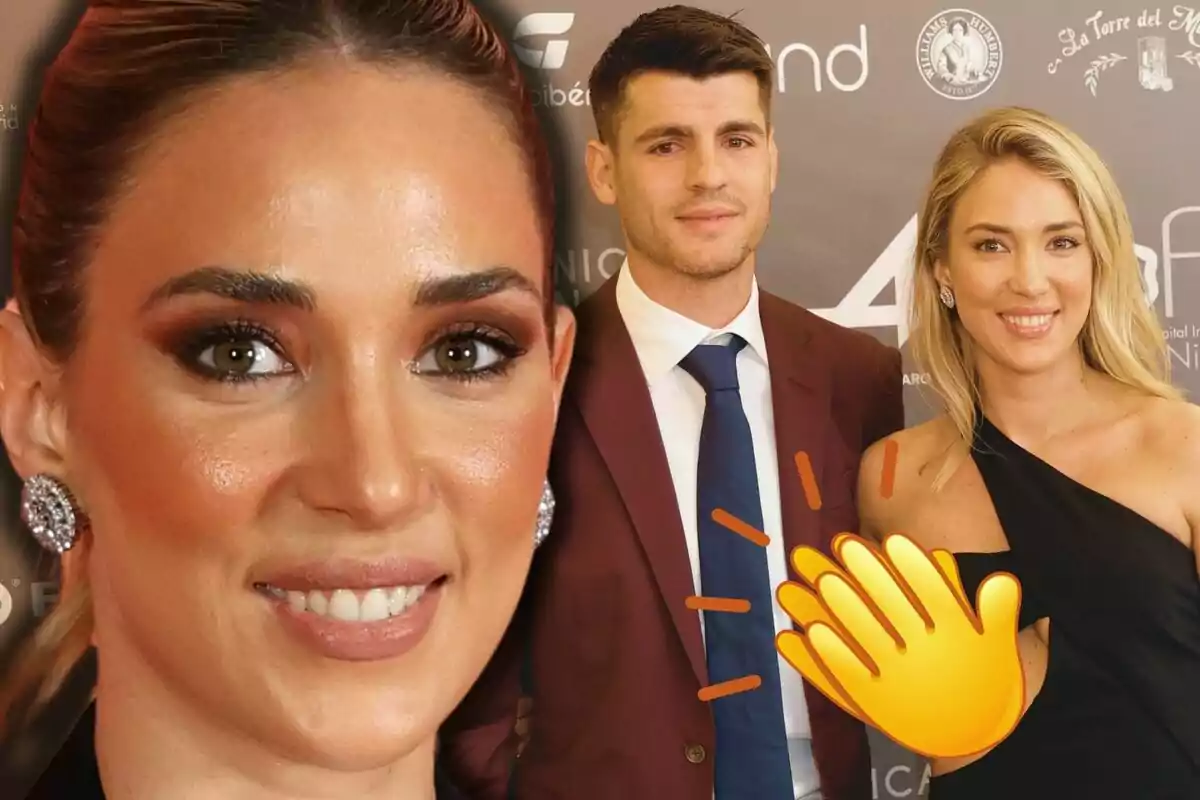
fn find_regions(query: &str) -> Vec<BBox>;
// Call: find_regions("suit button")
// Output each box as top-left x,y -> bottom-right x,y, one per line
685,744 -> 706,764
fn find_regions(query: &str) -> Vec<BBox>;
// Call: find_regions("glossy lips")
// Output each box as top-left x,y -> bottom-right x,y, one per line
998,308 -> 1058,339
254,558 -> 448,662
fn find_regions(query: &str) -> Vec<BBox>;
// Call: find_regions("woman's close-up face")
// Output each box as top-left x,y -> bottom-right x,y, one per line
936,157 -> 1094,378
49,61 -> 571,769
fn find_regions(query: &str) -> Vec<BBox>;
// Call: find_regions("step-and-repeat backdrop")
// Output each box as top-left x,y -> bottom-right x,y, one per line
1,0 -> 1198,796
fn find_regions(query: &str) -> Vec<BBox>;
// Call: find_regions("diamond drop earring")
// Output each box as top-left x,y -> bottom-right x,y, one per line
534,479 -> 555,548
21,474 -> 86,554
939,284 -> 956,309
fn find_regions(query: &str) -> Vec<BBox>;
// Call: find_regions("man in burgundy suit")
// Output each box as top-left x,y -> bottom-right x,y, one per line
442,6 -> 904,799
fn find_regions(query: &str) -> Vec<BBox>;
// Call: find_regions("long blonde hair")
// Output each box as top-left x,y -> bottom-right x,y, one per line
909,106 -> 1180,462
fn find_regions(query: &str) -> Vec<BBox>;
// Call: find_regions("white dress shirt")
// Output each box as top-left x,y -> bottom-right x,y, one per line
614,264 -> 820,799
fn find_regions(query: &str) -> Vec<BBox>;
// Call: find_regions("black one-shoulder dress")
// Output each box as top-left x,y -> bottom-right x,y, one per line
930,414 -> 1200,799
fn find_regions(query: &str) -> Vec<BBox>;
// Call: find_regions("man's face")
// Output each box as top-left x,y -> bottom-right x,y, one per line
587,71 -> 777,280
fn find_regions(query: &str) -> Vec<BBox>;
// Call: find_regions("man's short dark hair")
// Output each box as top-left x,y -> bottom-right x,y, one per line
587,5 -> 774,145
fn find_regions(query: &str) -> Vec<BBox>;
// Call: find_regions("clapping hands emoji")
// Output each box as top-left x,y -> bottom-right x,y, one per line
775,532 -> 1025,759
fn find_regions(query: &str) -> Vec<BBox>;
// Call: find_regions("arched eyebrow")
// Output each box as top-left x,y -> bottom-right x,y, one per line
141,264 -> 541,312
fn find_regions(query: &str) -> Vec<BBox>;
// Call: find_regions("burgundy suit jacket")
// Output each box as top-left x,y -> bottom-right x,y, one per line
441,275 -> 906,799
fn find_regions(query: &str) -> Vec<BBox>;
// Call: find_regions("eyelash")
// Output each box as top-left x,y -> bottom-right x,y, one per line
174,320 -> 288,384
172,320 -> 526,385
415,323 -> 527,383
975,236 -> 1081,252
650,136 -> 754,155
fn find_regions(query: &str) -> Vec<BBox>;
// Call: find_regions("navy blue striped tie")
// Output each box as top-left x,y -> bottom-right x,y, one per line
680,336 -> 793,799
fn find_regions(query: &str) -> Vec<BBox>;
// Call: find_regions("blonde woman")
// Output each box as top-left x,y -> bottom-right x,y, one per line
858,107 -> 1200,798
0,1 -> 574,798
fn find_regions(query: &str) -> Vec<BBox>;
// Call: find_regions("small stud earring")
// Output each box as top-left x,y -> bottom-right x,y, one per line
939,284 -> 956,309
534,479 -> 555,548
21,474 -> 86,554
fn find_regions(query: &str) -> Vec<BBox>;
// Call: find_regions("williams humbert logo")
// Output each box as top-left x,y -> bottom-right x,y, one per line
1047,6 -> 1200,95
916,9 -> 1003,100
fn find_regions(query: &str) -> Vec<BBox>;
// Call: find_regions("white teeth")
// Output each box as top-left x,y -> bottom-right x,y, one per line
307,591 -> 328,616
328,589 -> 359,622
387,587 -> 409,616
1003,313 -> 1054,328
360,588 -> 389,622
287,592 -> 307,614
279,584 -> 429,622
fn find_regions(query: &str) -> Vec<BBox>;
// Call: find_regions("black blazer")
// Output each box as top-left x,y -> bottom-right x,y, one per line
25,704 -> 467,799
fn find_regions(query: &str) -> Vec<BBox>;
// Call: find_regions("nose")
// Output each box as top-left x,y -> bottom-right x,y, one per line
294,364 -> 426,531
686,141 -> 727,192
1009,246 -> 1052,296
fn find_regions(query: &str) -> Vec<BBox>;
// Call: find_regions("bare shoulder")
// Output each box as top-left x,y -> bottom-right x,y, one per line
1138,396 -> 1200,471
858,415 -> 959,537
860,415 -> 957,486
1134,397 -> 1200,554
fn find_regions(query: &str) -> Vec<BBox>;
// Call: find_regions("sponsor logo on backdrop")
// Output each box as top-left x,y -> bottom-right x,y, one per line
1047,6 -> 1200,95
1158,206 -> 1200,370
0,103 -> 18,131
555,247 -> 626,303
916,9 -> 1002,100
0,582 -> 12,626
515,15 -> 872,105
0,578 -> 58,628
1158,206 -> 1200,319
871,763 -> 932,798
530,80 -> 591,108
31,581 -> 58,617
809,206 -> 1199,349
512,12 -> 574,70
763,25 -> 870,93
511,13 -> 591,109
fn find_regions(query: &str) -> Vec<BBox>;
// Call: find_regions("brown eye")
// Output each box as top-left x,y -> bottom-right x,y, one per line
196,337 -> 287,379
178,322 -> 292,383
412,328 -> 523,381
434,337 -> 486,373
208,340 -> 262,375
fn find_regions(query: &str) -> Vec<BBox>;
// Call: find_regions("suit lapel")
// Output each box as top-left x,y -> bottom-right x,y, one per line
760,293 -> 873,775
568,280 -> 709,687
759,292 -> 836,562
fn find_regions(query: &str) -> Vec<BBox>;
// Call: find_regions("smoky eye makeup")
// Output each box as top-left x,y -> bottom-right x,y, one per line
158,312 -> 537,389
409,319 -> 531,383
167,318 -> 297,384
